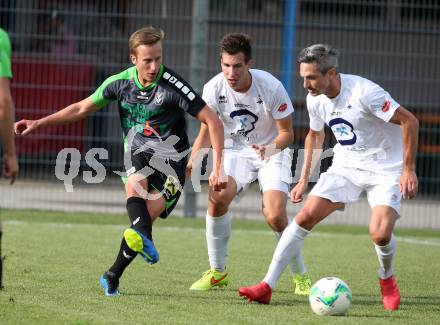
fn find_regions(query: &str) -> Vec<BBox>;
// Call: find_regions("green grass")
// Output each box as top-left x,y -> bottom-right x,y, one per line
1,209 -> 439,324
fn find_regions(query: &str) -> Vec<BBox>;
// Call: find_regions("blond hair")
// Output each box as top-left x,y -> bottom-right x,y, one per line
128,26 -> 164,55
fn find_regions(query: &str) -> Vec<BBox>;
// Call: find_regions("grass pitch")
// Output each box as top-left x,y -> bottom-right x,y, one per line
1,209 -> 439,324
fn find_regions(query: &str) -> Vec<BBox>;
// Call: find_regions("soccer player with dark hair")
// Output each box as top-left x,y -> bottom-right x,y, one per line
14,26 -> 227,296
239,44 -> 419,310
187,33 -> 311,294
0,27 -> 19,290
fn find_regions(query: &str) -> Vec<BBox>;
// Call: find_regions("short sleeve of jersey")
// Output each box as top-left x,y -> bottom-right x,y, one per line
89,75 -> 120,109
360,82 -> 400,122
270,83 -> 294,120
307,95 -> 325,131
0,29 -> 12,78
202,83 -> 220,114
162,69 -> 206,118
175,86 -> 205,118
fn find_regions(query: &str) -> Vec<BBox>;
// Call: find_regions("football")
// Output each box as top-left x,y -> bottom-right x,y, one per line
308,277 -> 352,316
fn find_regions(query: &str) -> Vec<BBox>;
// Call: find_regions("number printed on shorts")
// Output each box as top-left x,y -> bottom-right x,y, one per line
329,118 -> 357,145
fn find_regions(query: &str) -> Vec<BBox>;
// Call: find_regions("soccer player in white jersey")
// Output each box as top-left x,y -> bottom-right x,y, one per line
238,44 -> 419,309
187,33 -> 311,294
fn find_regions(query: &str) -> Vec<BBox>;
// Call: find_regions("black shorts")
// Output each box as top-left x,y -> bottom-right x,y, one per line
124,151 -> 186,219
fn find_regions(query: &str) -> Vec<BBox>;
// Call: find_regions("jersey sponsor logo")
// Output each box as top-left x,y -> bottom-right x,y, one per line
234,103 -> 252,109
329,117 -> 357,145
230,109 -> 259,137
381,100 -> 390,112
144,121 -> 160,136
163,71 -> 196,101
154,92 -> 164,105
278,103 -> 288,112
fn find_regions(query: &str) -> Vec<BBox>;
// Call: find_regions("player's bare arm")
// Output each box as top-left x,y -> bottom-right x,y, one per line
0,78 -> 18,184
390,106 -> 419,199
291,128 -> 325,203
251,115 -> 293,160
196,105 -> 227,191
14,97 -> 99,135
187,122 -> 211,177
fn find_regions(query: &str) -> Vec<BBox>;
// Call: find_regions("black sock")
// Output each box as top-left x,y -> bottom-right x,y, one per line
108,238 -> 137,277
0,231 -> 3,289
126,197 -> 152,240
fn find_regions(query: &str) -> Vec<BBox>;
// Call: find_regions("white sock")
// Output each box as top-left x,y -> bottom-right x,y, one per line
374,234 -> 396,279
264,221 -> 309,288
274,227 -> 307,275
206,211 -> 231,273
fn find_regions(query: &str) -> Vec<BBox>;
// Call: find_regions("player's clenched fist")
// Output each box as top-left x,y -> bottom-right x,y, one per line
290,180 -> 308,203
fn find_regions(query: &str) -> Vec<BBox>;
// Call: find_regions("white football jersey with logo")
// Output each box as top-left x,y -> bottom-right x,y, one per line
203,69 -> 294,153
307,74 -> 403,172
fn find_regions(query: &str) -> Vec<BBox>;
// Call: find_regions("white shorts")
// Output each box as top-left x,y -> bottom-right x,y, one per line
310,165 -> 402,214
223,148 -> 292,195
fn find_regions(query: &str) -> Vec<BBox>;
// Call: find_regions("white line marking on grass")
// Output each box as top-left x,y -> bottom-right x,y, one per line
4,220 -> 440,247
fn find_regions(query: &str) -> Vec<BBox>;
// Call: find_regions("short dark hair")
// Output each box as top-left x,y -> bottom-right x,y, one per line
220,33 -> 252,63
129,26 -> 164,55
297,44 -> 339,74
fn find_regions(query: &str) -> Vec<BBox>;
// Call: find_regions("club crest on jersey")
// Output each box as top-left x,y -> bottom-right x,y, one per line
230,109 -> 258,137
155,92 -> 164,105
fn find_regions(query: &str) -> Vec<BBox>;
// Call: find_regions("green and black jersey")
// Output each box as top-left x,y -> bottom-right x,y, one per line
90,65 -> 205,156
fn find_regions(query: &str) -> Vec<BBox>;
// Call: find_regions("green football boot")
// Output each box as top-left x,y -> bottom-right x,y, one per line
189,269 -> 229,291
293,273 -> 312,295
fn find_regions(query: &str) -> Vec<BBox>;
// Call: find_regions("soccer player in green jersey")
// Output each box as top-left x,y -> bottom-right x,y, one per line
0,27 -> 19,289
15,26 -> 227,296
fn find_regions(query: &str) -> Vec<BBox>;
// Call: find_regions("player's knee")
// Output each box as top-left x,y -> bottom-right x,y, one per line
370,231 -> 391,246
208,197 -> 230,216
208,195 -> 230,217
295,207 -> 317,230
264,211 -> 287,232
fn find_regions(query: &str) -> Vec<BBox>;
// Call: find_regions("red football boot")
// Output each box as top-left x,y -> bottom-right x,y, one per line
379,275 -> 401,310
238,281 -> 272,304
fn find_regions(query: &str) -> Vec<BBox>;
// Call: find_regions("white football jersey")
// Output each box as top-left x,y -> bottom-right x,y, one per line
307,74 -> 403,172
203,69 -> 294,153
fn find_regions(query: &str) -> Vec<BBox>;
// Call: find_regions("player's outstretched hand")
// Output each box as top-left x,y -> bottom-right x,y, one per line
291,180 -> 308,203
209,168 -> 227,192
399,169 -> 418,199
14,119 -> 39,135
